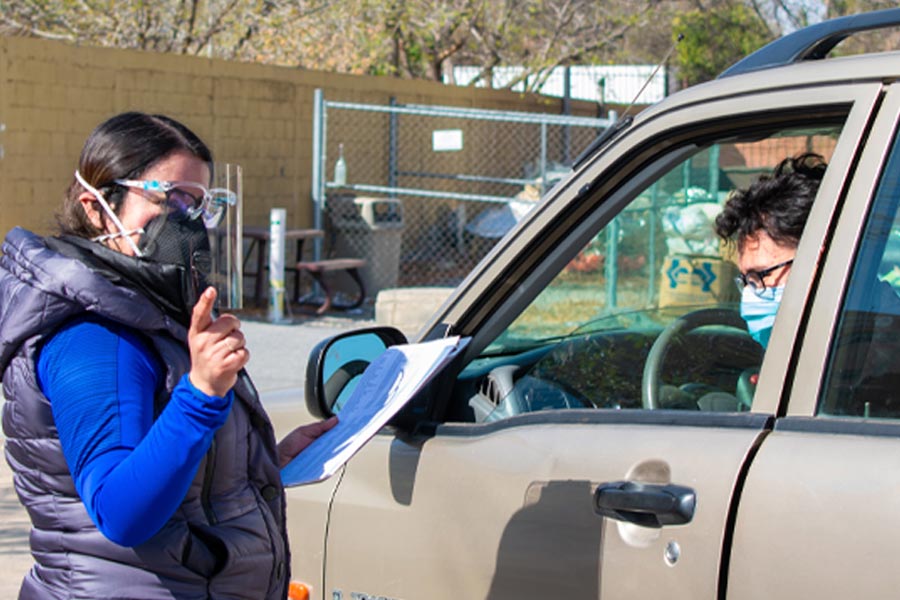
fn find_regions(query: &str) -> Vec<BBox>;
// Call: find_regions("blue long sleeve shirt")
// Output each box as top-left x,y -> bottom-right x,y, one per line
36,315 -> 233,547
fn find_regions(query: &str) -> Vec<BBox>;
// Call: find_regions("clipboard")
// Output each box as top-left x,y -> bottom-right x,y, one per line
281,335 -> 470,486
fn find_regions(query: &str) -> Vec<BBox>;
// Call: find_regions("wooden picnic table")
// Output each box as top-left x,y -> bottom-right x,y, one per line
242,226 -> 324,306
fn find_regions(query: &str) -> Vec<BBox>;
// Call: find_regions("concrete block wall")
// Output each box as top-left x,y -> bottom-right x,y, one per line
0,36 -> 596,239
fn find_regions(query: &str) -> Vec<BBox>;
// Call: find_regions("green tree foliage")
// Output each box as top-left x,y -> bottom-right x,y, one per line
672,4 -> 773,87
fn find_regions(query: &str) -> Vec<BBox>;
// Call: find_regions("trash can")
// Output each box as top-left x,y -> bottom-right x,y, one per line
328,194 -> 404,297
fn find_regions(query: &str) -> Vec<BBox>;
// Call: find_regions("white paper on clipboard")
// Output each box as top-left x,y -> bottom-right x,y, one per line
281,335 -> 470,486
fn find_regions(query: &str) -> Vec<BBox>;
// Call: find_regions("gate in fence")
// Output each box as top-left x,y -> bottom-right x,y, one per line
309,89 -> 614,302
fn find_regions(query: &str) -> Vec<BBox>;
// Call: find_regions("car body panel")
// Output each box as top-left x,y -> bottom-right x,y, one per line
325,416 -> 767,600
728,425 -> 900,598
266,397 -> 343,595
285,476 -> 342,594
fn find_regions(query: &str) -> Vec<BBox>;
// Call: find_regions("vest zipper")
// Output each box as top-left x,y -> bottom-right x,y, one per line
202,438 -> 218,524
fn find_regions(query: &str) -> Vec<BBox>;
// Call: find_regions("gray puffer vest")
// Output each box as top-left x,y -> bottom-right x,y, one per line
0,227 -> 289,599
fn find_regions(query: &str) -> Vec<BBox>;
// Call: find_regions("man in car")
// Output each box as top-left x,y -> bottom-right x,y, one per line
714,152 -> 827,348
716,151 -> 900,416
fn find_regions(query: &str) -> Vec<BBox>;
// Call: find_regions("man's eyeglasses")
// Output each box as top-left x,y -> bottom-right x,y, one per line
114,179 -> 237,223
734,259 -> 794,296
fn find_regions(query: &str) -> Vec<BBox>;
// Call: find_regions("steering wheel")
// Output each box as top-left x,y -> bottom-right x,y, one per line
642,308 -> 751,410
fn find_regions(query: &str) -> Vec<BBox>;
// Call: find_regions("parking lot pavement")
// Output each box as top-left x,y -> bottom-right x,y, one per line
0,311 -> 373,596
238,311 -> 376,394
0,458 -> 32,598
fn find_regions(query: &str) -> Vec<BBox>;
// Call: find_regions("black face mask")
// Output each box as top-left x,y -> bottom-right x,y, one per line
139,211 -> 211,275
138,211 -> 212,312
47,213 -> 213,328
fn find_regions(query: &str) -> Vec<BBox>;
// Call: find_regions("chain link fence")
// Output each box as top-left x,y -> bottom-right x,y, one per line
309,90 -> 613,302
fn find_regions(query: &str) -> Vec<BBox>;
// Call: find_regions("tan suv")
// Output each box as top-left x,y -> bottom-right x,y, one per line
284,9 -> 900,600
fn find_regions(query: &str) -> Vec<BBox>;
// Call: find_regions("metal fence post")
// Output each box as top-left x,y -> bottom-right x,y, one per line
606,218 -> 619,309
648,182 -> 660,304
540,122 -> 548,196
562,65 -> 571,164
389,97 -> 398,197
708,144 -> 720,200
311,88 -> 326,262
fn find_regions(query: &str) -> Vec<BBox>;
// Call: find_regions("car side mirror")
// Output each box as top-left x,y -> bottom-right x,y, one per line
305,326 -> 408,419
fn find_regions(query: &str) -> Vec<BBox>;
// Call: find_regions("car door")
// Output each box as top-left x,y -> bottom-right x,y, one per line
728,82 -> 900,599
315,80 -> 885,600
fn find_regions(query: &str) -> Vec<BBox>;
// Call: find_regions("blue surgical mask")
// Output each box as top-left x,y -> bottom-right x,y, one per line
740,285 -> 784,348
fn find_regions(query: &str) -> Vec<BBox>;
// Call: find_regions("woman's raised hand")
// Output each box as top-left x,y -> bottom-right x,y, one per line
188,287 -> 249,397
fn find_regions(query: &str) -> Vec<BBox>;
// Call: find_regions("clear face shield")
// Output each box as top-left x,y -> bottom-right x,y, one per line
78,164 -> 244,310
206,163 -> 243,310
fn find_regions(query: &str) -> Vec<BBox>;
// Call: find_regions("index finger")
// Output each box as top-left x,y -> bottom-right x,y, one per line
190,287 -> 217,334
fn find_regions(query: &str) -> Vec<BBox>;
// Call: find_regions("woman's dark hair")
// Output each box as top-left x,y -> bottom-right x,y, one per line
59,112 -> 213,237
715,152 -> 827,251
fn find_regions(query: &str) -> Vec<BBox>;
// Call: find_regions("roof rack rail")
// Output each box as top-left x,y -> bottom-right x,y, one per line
719,7 -> 900,78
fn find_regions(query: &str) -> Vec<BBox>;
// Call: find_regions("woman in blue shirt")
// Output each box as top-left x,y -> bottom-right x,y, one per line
0,111 -> 335,599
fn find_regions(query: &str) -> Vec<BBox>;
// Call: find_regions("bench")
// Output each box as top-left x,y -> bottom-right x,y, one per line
295,258 -> 367,314
241,226 -> 325,307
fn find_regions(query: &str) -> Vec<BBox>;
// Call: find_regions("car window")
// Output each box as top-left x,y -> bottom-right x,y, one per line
820,128 -> 900,418
461,124 -> 844,423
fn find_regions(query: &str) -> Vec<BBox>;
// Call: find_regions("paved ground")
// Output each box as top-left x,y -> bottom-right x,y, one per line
0,308 -> 375,597
0,458 -> 30,598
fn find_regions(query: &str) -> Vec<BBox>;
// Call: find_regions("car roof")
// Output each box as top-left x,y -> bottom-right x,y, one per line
636,50 -> 900,124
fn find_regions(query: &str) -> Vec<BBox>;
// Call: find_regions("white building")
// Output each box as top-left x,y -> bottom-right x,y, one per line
447,65 -> 668,105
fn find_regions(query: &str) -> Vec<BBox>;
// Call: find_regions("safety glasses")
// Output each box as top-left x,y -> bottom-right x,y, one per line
114,178 -> 237,226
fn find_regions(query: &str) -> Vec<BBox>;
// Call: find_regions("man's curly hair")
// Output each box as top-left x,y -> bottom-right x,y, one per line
715,152 -> 827,251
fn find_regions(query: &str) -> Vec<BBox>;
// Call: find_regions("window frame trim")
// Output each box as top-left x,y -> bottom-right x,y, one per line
785,82 -> 900,418
775,415 -> 900,437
